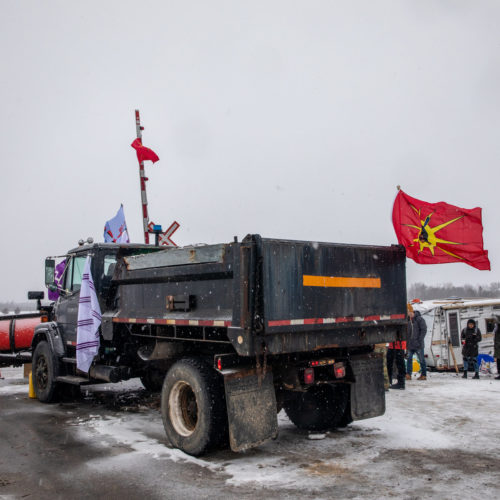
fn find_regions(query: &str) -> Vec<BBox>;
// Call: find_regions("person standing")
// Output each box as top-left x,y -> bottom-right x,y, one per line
494,322 -> 500,380
461,318 -> 482,379
406,304 -> 427,380
387,332 -> 406,390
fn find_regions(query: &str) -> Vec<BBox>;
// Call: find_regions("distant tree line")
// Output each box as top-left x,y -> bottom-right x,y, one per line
408,282 -> 500,301
0,301 -> 36,315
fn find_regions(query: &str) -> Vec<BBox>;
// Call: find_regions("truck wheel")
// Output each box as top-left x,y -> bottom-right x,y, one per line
140,369 -> 165,392
32,340 -> 60,403
284,384 -> 349,431
336,392 -> 353,428
161,358 -> 227,456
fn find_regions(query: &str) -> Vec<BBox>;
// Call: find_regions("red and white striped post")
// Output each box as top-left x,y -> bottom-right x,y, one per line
135,110 -> 150,244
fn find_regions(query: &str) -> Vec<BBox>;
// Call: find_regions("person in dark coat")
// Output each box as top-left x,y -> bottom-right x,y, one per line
406,304 -> 427,380
461,318 -> 482,379
387,335 -> 407,389
493,321 -> 500,380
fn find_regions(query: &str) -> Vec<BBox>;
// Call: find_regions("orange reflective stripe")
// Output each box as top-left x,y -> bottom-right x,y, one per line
303,275 -> 381,288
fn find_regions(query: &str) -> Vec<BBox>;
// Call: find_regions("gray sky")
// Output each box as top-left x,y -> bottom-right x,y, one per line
1,0 -> 499,302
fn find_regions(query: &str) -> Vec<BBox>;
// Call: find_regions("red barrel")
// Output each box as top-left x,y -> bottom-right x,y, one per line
0,316 -> 41,352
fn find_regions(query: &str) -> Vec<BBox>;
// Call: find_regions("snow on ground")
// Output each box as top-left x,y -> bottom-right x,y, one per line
2,368 -> 499,497
0,366 -> 29,394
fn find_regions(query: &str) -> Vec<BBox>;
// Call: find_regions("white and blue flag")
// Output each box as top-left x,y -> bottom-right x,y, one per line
76,256 -> 101,372
104,204 -> 130,243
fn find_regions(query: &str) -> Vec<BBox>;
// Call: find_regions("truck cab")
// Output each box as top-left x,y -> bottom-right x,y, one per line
45,243 -> 161,348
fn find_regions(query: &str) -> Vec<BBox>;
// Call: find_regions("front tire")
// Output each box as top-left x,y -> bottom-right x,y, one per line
161,358 -> 228,456
32,340 -> 60,403
284,384 -> 349,431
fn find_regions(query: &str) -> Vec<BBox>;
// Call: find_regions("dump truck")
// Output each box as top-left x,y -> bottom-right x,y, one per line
29,234 -> 406,456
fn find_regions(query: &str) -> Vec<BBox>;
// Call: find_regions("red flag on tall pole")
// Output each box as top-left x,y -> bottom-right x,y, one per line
131,138 -> 159,163
392,189 -> 490,270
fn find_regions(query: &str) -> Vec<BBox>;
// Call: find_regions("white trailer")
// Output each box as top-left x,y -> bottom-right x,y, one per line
411,298 -> 499,371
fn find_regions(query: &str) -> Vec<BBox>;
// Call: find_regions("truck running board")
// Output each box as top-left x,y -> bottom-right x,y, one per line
56,375 -> 92,386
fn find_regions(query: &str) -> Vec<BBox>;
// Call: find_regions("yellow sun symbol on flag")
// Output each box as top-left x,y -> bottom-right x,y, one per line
405,205 -> 464,259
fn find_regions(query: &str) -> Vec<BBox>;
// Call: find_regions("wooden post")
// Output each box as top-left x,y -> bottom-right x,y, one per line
448,339 -> 459,373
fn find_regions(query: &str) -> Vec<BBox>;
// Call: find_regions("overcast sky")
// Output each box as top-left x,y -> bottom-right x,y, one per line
1,0 -> 499,302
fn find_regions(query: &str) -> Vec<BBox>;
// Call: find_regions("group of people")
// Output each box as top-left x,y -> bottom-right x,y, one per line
386,303 -> 427,390
383,303 -> 500,390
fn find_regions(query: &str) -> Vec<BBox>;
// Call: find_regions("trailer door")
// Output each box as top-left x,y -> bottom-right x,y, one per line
447,311 -> 462,366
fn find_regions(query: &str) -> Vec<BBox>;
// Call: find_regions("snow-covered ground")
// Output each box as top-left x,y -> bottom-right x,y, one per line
1,367 -> 499,498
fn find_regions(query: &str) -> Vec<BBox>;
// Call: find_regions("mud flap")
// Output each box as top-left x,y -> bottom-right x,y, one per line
349,354 -> 385,420
223,369 -> 278,452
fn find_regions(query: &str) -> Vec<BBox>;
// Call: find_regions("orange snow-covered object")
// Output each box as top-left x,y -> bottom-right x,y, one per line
0,315 -> 42,352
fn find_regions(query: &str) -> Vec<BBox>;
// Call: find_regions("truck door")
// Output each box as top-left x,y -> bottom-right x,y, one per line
56,254 -> 87,344
447,311 -> 462,367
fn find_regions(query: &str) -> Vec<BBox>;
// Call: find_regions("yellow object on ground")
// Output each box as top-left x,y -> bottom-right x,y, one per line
28,371 -> 36,399
413,358 -> 421,372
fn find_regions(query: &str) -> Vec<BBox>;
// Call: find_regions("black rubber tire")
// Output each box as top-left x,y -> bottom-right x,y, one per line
140,369 -> 165,392
32,340 -> 60,403
284,384 -> 349,431
336,391 -> 354,428
161,358 -> 228,456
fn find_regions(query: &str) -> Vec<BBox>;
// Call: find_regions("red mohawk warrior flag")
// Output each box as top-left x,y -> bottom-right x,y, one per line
392,190 -> 490,270
131,138 -> 159,163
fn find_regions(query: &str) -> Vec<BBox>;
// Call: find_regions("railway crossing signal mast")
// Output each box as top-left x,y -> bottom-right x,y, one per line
135,110 -> 150,244
133,110 -> 179,246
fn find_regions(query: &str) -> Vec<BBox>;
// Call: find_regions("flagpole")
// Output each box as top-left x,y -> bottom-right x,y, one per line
135,110 -> 150,244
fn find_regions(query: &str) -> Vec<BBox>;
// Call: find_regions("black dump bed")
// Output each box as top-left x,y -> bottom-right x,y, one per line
110,234 -> 407,356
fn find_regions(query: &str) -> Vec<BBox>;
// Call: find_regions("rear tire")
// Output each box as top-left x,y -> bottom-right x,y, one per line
161,358 -> 228,456
32,340 -> 60,403
336,391 -> 353,428
284,384 -> 349,431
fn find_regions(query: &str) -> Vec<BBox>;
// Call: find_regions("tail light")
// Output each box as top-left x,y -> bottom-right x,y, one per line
41,316 -> 48,323
334,363 -> 345,379
304,368 -> 315,384
308,358 -> 335,368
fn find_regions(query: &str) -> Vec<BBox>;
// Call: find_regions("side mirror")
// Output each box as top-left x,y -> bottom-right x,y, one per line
48,283 -> 67,296
45,259 -> 56,285
28,291 -> 45,311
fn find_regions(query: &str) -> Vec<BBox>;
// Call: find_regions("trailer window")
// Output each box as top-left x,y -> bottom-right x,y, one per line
448,312 -> 460,347
485,319 -> 496,333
